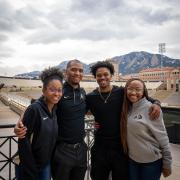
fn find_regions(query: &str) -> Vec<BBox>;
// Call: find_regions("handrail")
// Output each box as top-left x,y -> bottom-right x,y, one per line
0,124 -> 15,129
0,121 -> 95,180
0,125 -> 17,180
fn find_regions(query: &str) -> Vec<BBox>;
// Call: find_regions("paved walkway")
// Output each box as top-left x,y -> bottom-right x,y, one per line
163,92 -> 180,107
161,143 -> 180,180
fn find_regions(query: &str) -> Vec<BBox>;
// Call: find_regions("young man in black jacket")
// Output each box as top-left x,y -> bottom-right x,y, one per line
52,60 -> 87,180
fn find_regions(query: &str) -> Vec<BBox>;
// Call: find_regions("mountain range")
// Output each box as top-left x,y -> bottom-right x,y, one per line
15,51 -> 180,78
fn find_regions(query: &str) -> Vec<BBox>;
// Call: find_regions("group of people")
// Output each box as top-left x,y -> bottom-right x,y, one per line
14,60 -> 172,180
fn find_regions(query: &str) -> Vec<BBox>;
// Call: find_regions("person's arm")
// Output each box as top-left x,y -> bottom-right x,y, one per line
14,118 -> 27,138
148,111 -> 172,177
147,96 -> 161,120
18,105 -> 39,179
85,93 -> 101,130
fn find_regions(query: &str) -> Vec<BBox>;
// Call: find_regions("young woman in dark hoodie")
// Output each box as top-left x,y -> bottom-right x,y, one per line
18,67 -> 63,180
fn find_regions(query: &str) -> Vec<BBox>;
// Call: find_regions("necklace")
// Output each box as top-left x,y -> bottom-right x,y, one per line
98,87 -> 112,103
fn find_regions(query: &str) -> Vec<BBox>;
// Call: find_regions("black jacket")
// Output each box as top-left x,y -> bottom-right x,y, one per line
56,82 -> 86,144
18,96 -> 58,180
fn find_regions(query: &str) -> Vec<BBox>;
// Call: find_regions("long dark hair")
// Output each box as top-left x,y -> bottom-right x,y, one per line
120,78 -> 149,154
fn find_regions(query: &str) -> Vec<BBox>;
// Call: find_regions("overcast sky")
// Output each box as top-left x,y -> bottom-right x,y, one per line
0,0 -> 180,76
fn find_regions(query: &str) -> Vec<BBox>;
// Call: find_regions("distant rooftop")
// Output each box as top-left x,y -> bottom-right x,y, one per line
140,67 -> 180,73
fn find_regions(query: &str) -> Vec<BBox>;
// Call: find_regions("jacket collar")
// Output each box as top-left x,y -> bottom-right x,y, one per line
37,96 -> 56,117
64,81 -> 81,91
132,97 -> 147,108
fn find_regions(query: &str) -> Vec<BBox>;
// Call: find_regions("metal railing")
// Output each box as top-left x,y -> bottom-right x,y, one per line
0,124 -> 17,180
0,120 -> 95,180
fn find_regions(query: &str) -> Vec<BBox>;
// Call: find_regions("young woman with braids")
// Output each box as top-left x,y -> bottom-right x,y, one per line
18,67 -> 63,180
121,78 -> 172,180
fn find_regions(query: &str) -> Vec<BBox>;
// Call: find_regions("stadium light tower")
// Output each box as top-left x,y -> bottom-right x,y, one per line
159,43 -> 166,82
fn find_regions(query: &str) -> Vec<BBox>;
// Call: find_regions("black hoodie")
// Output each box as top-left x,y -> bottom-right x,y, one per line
18,96 -> 58,180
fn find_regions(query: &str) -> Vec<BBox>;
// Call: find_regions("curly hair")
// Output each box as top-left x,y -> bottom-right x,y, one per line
90,61 -> 115,77
40,67 -> 64,88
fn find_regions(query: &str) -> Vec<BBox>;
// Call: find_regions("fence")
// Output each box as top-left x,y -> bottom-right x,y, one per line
162,107 -> 180,144
0,119 -> 95,180
0,124 -> 17,180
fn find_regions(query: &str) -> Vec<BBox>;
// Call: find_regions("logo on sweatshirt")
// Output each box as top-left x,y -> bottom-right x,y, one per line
134,114 -> 142,119
80,93 -> 85,100
43,117 -> 48,120
63,95 -> 70,99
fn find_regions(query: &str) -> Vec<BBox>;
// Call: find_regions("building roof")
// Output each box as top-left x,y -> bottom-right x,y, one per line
140,67 -> 180,73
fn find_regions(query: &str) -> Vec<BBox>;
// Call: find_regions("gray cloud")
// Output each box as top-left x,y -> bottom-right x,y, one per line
25,21 -> 140,44
0,0 -> 46,56
26,0 -> 180,44
3,0 -> 177,46
134,8 -> 180,25
1,0 -> 180,45
0,46 -> 14,58
0,34 -> 8,43
0,1 -> 17,32
25,0 -> 139,44
0,0 -> 179,63
71,0 -> 125,14
15,6 -> 45,29
0,1 -> 46,32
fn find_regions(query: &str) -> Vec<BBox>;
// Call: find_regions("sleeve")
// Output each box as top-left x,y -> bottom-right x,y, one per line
18,105 -> 39,180
147,96 -> 161,107
85,94 -> 90,113
148,111 -> 172,171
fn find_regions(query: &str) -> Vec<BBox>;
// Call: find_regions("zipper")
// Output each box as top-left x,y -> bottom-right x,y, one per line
73,89 -> 76,103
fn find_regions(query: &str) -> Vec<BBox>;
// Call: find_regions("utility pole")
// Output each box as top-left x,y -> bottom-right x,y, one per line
159,43 -> 166,82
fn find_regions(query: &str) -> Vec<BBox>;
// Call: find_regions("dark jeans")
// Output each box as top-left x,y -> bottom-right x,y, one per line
39,163 -> 51,180
90,143 -> 129,180
15,164 -> 23,180
15,163 -> 51,180
129,158 -> 162,180
52,141 -> 87,180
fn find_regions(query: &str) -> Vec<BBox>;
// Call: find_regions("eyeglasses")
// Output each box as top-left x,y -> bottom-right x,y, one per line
127,88 -> 143,93
47,88 -> 63,94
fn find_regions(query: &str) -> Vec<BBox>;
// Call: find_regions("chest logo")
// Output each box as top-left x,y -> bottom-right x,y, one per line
80,93 -> 85,100
43,117 -> 48,120
63,96 -> 70,99
134,114 -> 142,119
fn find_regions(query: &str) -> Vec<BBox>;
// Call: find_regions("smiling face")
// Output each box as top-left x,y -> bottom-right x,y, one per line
66,62 -> 83,86
126,80 -> 144,103
43,79 -> 63,106
95,67 -> 112,89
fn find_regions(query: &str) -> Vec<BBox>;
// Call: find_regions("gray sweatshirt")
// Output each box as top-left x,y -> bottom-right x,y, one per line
127,97 -> 172,171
